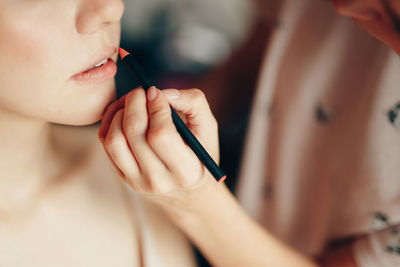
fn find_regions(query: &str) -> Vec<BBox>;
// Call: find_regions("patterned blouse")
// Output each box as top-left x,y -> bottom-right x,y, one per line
237,0 -> 400,266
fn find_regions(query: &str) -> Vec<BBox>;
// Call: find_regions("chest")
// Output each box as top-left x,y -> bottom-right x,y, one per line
0,180 -> 141,267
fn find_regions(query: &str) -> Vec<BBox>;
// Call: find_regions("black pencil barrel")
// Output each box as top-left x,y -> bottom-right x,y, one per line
170,107 -> 225,180
123,55 -> 153,89
122,54 -> 226,182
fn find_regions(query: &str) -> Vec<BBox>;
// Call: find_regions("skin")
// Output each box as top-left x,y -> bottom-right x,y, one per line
99,1 -> 400,266
98,86 -> 341,267
0,0 -> 125,198
0,0 -> 153,266
0,0 -> 398,266
0,0 -> 123,200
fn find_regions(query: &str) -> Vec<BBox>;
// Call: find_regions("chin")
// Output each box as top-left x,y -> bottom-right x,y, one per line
70,116 -> 103,126
51,101 -> 114,126
52,113 -> 103,127
71,83 -> 117,126
45,79 -> 118,126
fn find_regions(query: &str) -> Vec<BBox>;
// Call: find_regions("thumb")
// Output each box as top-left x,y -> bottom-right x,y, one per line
161,88 -> 218,138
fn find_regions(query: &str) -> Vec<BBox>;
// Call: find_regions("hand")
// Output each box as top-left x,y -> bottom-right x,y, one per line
98,86 -> 220,208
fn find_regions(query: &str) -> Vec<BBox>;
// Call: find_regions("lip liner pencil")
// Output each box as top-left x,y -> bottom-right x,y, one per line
118,48 -> 227,183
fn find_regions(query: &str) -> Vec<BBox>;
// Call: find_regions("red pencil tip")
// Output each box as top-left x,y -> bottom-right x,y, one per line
118,48 -> 130,60
218,175 -> 227,183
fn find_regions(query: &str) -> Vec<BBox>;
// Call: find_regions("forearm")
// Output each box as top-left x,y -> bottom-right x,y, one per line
163,179 -> 318,267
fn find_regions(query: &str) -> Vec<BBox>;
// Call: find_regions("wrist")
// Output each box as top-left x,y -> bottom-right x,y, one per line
161,175 -> 233,223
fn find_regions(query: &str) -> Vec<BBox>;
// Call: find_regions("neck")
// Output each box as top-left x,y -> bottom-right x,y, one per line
0,110 -> 61,217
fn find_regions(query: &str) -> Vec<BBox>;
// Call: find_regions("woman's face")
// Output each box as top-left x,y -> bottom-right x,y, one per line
0,0 -> 124,126
333,0 -> 400,54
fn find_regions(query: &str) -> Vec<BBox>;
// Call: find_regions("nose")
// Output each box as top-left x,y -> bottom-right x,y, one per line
333,0 -> 381,21
75,0 -> 125,35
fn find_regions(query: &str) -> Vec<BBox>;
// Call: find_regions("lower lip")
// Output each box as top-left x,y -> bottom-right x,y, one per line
71,58 -> 117,84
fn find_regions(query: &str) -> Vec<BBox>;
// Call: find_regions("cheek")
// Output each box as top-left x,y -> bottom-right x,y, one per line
0,4 -> 64,72
0,22 -> 43,118
0,3 -> 120,126
0,4 -> 68,104
0,3 -> 104,125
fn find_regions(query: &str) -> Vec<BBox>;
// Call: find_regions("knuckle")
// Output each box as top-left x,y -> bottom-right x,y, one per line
149,104 -> 169,117
178,165 -> 204,188
102,104 -> 117,119
103,96 -> 125,116
147,126 -> 172,147
177,175 -> 194,189
114,108 -> 124,119
125,87 -> 145,104
104,133 -> 125,153
123,117 -> 146,138
147,179 -> 172,195
191,88 -> 208,107
191,88 -> 206,100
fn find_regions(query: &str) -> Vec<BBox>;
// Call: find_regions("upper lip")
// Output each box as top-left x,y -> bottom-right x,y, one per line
75,46 -> 117,74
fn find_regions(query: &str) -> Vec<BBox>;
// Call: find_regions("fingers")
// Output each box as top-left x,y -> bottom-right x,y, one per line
123,87 -> 172,192
103,109 -> 143,190
161,88 -> 218,139
161,88 -> 220,164
146,86 -> 203,185
98,93 -> 127,142
100,86 -> 219,195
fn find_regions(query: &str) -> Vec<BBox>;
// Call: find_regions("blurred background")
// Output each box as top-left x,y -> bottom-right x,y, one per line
116,1 -> 270,265
117,0 -> 254,96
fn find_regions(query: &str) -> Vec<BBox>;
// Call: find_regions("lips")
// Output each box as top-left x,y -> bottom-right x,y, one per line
71,58 -> 117,84
74,47 -> 117,75
70,46 -> 118,84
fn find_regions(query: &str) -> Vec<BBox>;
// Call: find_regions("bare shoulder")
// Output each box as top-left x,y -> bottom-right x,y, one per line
0,124 -> 143,267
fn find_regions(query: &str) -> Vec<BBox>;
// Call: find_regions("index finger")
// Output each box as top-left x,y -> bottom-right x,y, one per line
98,94 -> 127,142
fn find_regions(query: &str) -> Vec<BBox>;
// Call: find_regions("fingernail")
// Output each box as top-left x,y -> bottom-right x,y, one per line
147,86 -> 158,101
162,89 -> 180,99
